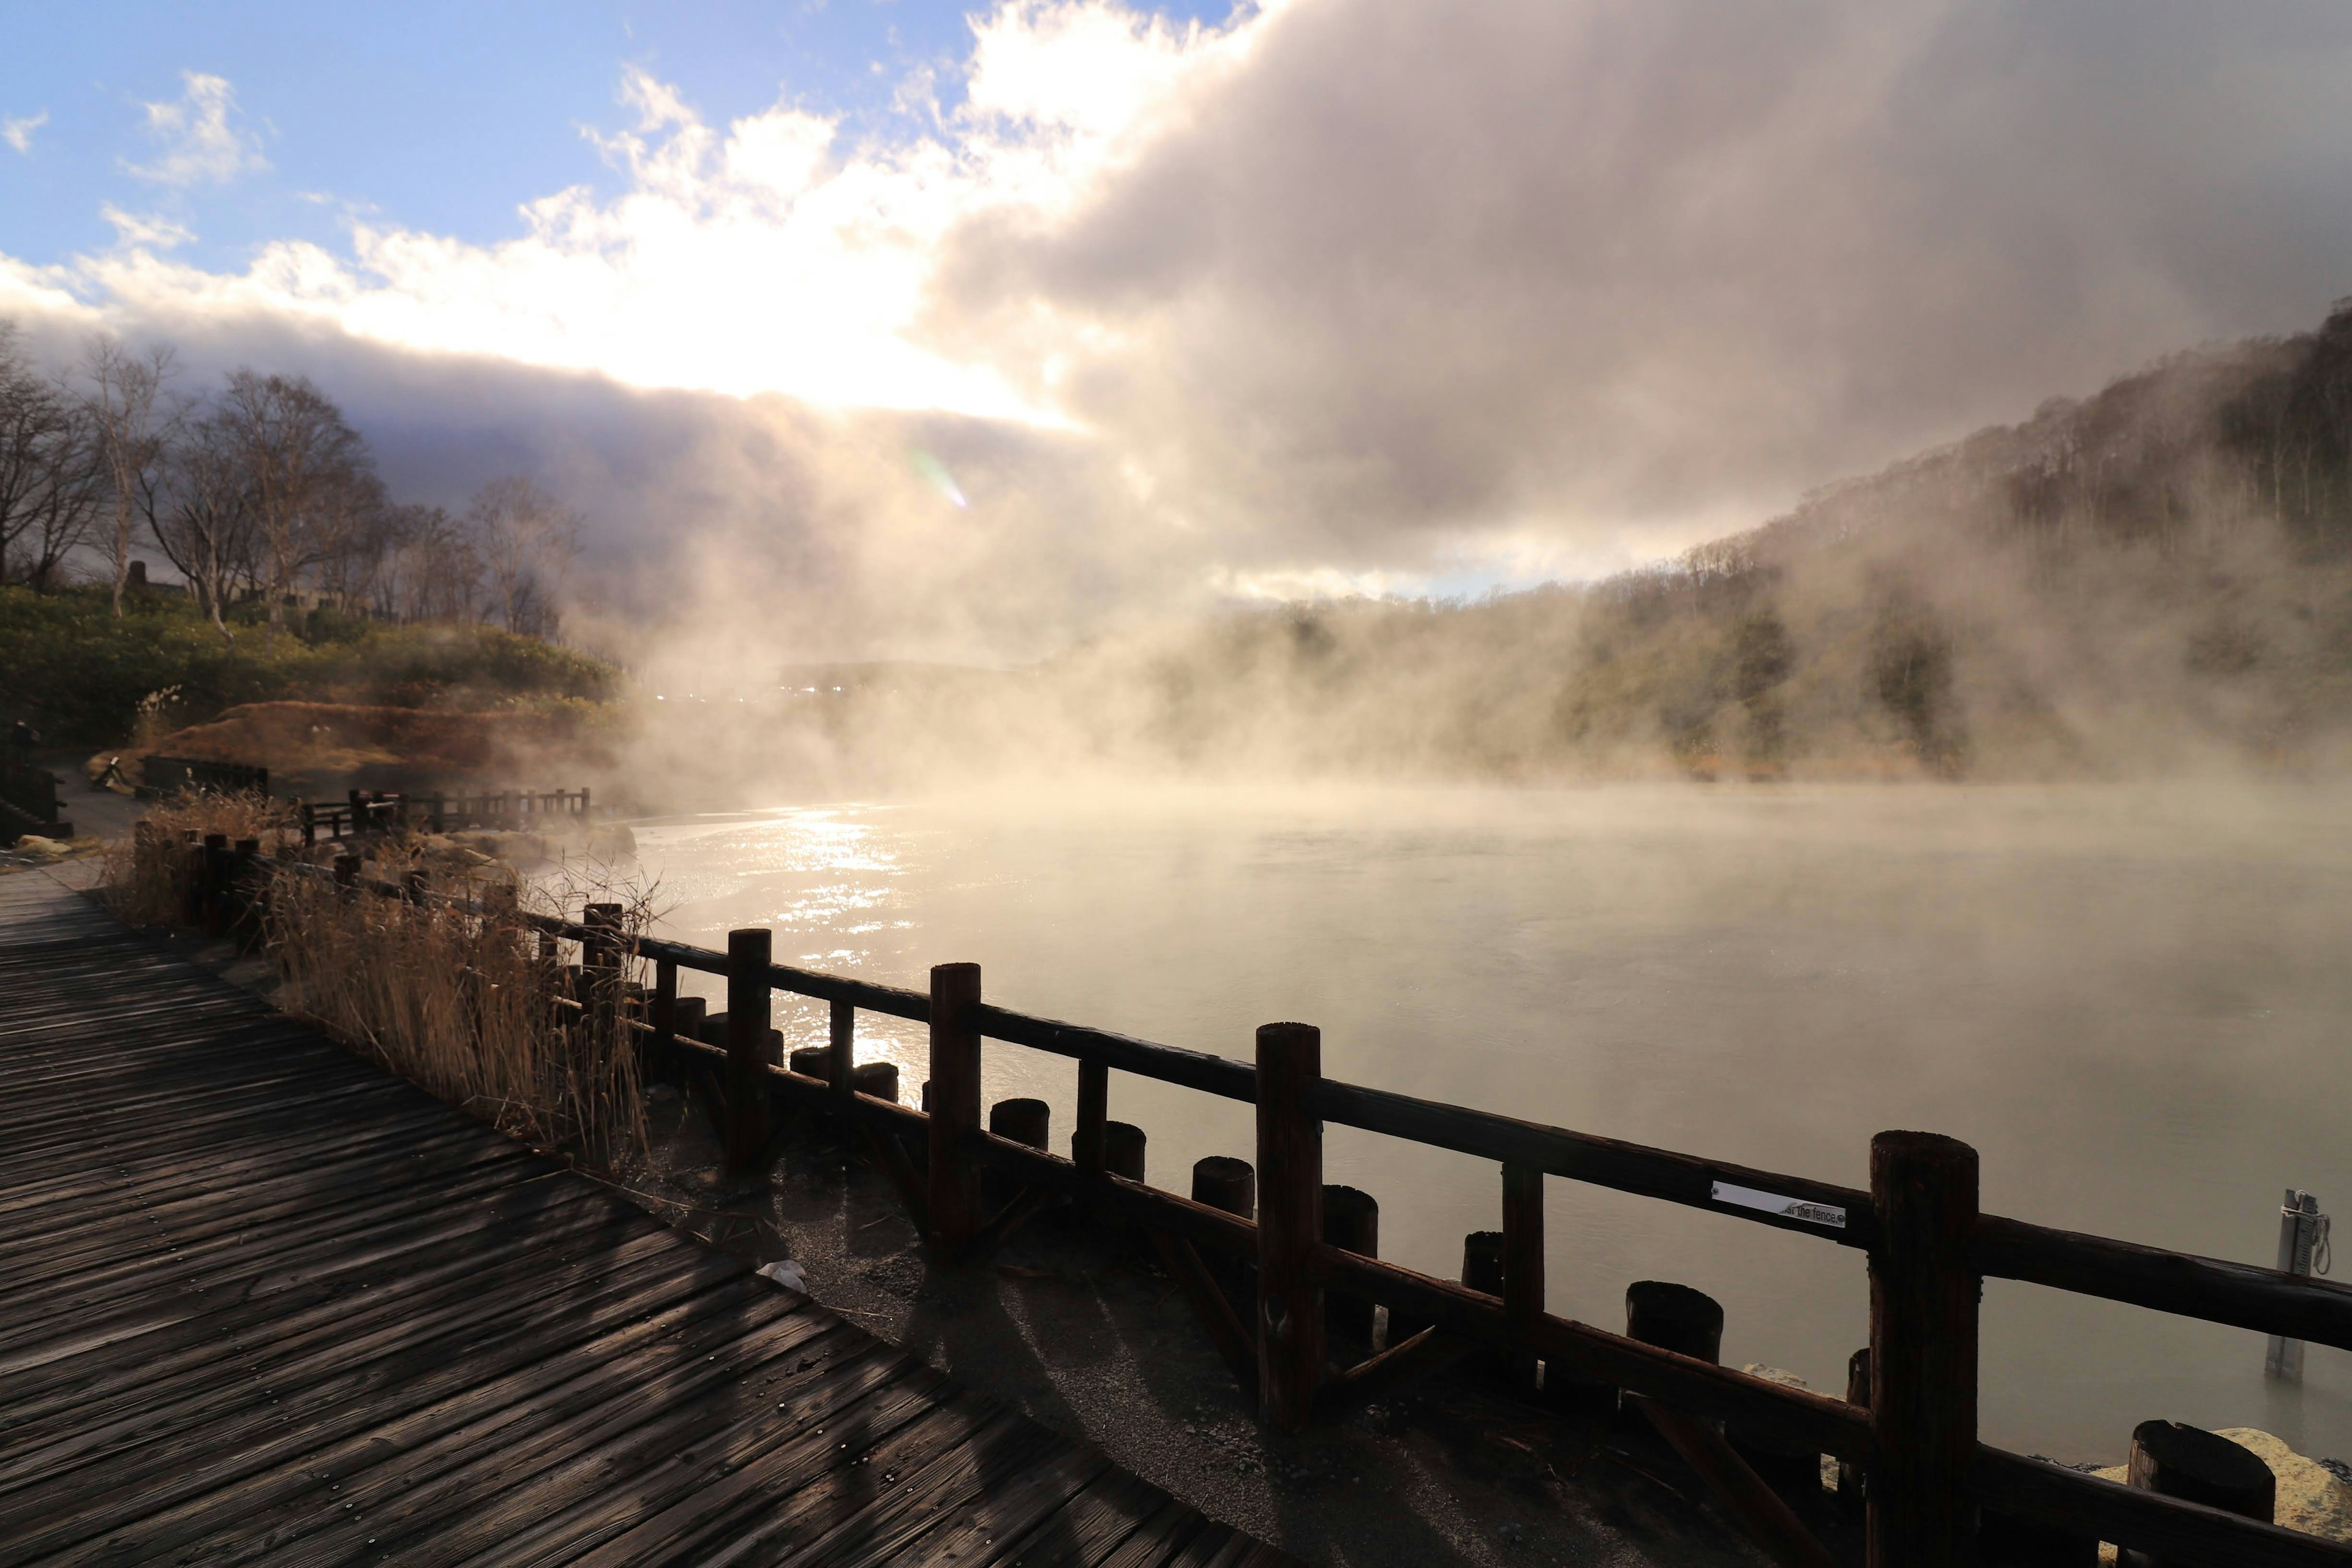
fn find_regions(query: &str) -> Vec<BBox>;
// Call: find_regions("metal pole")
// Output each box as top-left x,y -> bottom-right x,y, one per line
2265,1189 -> 2324,1380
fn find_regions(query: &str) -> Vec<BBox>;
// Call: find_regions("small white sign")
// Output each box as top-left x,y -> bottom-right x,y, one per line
1711,1181 -> 1847,1229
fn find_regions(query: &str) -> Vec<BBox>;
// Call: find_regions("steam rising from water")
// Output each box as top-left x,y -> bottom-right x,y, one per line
637,780 -> 2352,1463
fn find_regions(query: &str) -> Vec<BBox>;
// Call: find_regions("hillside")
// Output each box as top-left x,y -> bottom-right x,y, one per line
1002,299 -> 2352,782
0,586 -> 622,749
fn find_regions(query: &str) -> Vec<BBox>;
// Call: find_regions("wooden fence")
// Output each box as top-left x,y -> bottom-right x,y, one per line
200,842 -> 2352,1568
0,756 -> 70,843
300,786 -> 591,844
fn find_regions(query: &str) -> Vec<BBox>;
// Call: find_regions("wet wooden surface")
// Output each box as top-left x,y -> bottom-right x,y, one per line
0,870 -> 1293,1567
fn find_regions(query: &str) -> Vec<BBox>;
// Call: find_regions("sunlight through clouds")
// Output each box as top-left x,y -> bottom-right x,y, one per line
65,2 -> 1263,421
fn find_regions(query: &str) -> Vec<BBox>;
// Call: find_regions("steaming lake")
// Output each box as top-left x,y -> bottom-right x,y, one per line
633,782 -> 2352,1463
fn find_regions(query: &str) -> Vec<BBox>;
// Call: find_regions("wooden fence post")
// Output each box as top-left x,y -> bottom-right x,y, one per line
829,997 -> 855,1106
1503,1162 -> 1545,1392
1256,1020 -> 1325,1431
202,834 -> 234,934
1074,1058 -> 1109,1177
1868,1131 -> 1980,1568
722,928 -> 772,1178
649,957 -> 677,1084
928,962 -> 983,1256
584,902 -> 622,1055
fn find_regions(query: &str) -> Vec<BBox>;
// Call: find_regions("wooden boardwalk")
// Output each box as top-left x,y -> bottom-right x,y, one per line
0,872 -> 1291,1567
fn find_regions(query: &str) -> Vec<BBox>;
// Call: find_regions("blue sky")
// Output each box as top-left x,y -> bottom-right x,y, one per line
0,0 -> 1232,276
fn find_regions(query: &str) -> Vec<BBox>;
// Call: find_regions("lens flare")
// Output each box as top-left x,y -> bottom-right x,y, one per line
911,450 -> 968,508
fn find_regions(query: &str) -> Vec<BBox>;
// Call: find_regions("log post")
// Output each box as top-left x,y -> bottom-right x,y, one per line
1503,1162 -> 1544,1393
1322,1185 -> 1379,1346
1627,1280 -> 1722,1362
1868,1131 -> 1980,1568
649,958 -> 678,1085
829,998 -> 855,1106
583,902 -> 622,1057
202,833 -> 229,932
1255,1020 -> 1325,1431
333,852 -> 358,889
1074,1058 -> 1109,1177
989,1098 -> 1049,1148
985,1096 -> 1049,1217
180,832 -> 202,924
1838,1348 -> 1870,1515
927,962 -> 984,1256
1192,1156 -> 1255,1216
1102,1121 -> 1145,1181
722,928 -> 773,1178
2119,1420 -> 2276,1568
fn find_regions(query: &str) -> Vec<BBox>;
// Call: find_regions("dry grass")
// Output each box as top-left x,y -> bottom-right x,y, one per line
267,849 -> 652,1162
103,796 -> 652,1164
101,790 -> 298,927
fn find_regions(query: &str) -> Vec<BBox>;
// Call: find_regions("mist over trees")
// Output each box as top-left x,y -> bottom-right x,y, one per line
991,297 -> 2352,782
0,322 -> 582,641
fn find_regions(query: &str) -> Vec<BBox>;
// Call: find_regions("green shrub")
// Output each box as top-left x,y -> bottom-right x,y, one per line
0,586 -> 624,745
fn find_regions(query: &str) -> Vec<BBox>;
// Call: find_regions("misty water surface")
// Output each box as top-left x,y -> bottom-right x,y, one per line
634,782 -> 2352,1464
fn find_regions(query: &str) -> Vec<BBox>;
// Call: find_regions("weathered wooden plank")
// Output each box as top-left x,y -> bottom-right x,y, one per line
0,875 -> 1287,1568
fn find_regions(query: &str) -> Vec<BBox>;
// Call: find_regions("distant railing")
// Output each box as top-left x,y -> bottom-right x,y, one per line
192,840 -> 2352,1568
0,757 -> 70,842
299,787 -> 590,845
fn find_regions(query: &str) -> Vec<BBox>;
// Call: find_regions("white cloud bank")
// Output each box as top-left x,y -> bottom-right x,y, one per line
6,0 -> 2352,655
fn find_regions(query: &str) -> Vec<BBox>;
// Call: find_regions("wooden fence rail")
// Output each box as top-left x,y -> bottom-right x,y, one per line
232,846 -> 2352,1568
300,787 -> 592,844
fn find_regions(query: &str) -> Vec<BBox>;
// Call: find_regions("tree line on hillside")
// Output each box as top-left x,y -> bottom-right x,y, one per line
0,321 -> 581,646
1007,299 -> 2352,782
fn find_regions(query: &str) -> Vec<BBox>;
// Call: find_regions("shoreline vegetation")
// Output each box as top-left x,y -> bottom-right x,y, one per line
104,790 -> 651,1161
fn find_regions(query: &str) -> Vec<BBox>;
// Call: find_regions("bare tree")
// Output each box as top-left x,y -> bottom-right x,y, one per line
214,369 -> 372,625
141,400 -> 262,647
0,322 -> 103,590
375,503 -> 481,622
467,476 -> 582,634
76,334 -> 175,616
308,464 -> 393,613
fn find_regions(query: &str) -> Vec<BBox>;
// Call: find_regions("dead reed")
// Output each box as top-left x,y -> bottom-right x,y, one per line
267,848 -> 653,1162
101,791 -> 296,927
104,797 -> 652,1164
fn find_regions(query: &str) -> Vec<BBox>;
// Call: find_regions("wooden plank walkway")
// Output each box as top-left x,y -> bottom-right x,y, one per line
0,872 -> 1292,1567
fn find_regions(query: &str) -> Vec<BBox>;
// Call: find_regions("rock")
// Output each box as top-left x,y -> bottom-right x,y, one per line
756,1259 -> 808,1292
2091,1428 -> 2352,1552
1741,1363 -> 1811,1390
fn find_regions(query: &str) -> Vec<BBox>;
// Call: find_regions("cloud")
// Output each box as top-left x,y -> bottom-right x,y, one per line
6,0 -> 2352,655
100,205 -> 195,251
125,72 -> 268,185
933,0 -> 2352,562
1,110 -> 45,155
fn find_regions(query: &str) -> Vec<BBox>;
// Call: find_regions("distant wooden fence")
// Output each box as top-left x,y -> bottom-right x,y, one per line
183,839 -> 2352,1568
300,787 -> 590,845
0,757 -> 70,843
